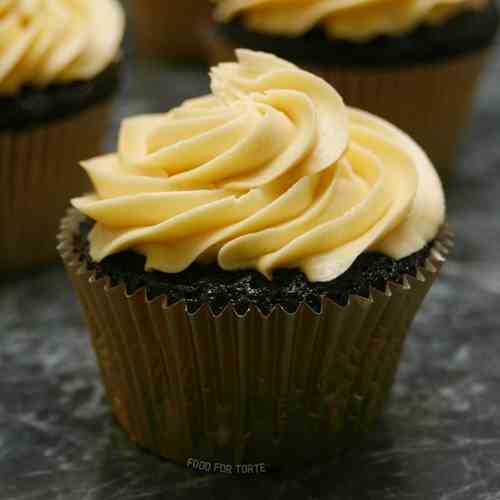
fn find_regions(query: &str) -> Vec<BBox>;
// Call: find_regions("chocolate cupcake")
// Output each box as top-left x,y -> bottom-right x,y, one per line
207,0 -> 499,179
59,50 -> 450,468
0,0 -> 125,273
131,0 -> 212,61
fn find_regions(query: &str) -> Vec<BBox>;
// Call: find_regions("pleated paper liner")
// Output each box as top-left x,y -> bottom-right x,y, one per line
132,0 -> 212,61
58,208 -> 452,468
203,28 -> 490,181
0,101 -> 112,273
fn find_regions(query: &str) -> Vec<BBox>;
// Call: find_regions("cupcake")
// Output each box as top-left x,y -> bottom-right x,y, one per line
0,0 -> 125,273
132,0 -> 212,61
207,0 -> 499,179
59,50 -> 450,468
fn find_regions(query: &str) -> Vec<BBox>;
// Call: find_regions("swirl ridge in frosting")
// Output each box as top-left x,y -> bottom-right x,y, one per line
214,0 -> 489,41
0,0 -> 125,94
73,49 -> 445,282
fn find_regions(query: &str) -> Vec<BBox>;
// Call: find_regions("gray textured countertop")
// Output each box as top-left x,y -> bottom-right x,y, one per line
1,38 -> 500,500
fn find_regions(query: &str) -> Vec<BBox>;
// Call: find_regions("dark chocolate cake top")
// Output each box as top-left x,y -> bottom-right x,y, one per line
217,2 -> 499,67
0,62 -> 121,132
76,218 -> 433,316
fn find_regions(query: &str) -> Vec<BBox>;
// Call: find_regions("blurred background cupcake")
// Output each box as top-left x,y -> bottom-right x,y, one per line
128,0 -> 212,61
207,0 -> 499,179
0,0 -> 125,273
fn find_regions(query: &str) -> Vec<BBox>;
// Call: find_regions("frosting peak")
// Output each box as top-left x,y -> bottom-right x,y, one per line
214,0 -> 489,41
73,50 -> 445,282
0,0 -> 125,94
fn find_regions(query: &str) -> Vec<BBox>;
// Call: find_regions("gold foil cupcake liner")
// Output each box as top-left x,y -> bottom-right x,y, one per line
204,29 -> 490,180
58,208 -> 452,467
0,101 -> 112,273
133,0 -> 212,61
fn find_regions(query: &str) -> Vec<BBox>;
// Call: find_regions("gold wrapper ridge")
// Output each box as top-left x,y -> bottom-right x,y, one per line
1,101 -> 112,273
58,208 -> 452,467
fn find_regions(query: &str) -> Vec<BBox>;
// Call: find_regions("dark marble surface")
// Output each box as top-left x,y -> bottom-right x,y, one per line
2,34 -> 500,500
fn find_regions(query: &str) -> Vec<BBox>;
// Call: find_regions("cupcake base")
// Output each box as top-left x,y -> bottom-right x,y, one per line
0,101 -> 112,273
58,208 -> 451,468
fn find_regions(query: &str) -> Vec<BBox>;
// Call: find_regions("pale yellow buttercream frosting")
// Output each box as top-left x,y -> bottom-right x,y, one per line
214,0 -> 488,41
0,0 -> 125,94
72,50 -> 445,282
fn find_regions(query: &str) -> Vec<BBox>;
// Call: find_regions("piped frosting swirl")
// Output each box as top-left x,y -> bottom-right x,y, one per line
0,0 -> 125,94
73,50 -> 445,282
214,0 -> 488,41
